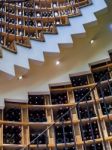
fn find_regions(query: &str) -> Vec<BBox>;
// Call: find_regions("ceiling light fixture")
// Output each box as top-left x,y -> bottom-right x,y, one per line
90,40 -> 94,44
18,76 -> 23,80
56,60 -> 60,65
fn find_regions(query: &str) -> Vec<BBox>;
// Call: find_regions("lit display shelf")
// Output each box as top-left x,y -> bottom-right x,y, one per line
0,0 -> 91,52
0,59 -> 112,150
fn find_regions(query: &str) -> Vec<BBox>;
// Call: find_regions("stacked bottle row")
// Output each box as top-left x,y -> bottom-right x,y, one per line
0,0 -> 90,52
0,60 -> 112,150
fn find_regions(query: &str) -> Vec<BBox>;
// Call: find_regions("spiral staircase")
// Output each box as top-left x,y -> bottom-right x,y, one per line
0,0 -> 107,76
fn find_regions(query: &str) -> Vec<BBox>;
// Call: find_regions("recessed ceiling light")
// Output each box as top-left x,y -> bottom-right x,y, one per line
18,76 -> 23,80
56,60 -> 60,65
90,40 -> 94,44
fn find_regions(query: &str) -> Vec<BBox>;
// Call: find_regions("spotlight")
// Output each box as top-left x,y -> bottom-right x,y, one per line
18,76 -> 23,80
90,40 -> 94,44
56,60 -> 60,65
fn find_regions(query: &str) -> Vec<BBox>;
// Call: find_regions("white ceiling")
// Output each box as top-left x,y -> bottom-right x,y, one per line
0,2 -> 112,100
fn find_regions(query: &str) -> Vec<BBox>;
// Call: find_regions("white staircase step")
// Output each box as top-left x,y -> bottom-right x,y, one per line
0,42 -> 45,76
42,0 -> 106,47
33,39 -> 60,53
17,40 -> 45,62
0,50 -> 16,76
0,0 -> 107,76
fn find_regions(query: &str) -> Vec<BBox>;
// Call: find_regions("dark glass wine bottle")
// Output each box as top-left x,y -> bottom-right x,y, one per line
81,121 -> 100,140
28,95 -> 45,105
70,75 -> 88,87
30,130 -> 46,144
29,109 -> 47,122
3,125 -> 21,144
4,108 -> 21,122
74,88 -> 91,102
51,92 -> 68,104
85,143 -> 103,150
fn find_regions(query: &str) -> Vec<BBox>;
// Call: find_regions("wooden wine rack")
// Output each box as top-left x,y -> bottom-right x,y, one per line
0,0 -> 91,52
0,58 -> 112,150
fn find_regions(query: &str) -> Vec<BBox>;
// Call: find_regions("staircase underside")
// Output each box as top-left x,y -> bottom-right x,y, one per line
0,0 -> 107,76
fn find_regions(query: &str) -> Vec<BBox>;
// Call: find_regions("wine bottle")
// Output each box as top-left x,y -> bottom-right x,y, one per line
29,109 -> 47,122
4,125 -> 21,144
51,92 -> 68,104
28,95 -> 45,105
4,108 -> 21,122
70,75 -> 88,87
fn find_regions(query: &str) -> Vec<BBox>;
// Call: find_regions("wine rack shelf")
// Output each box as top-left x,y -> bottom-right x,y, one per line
0,0 -> 91,52
0,59 -> 112,150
